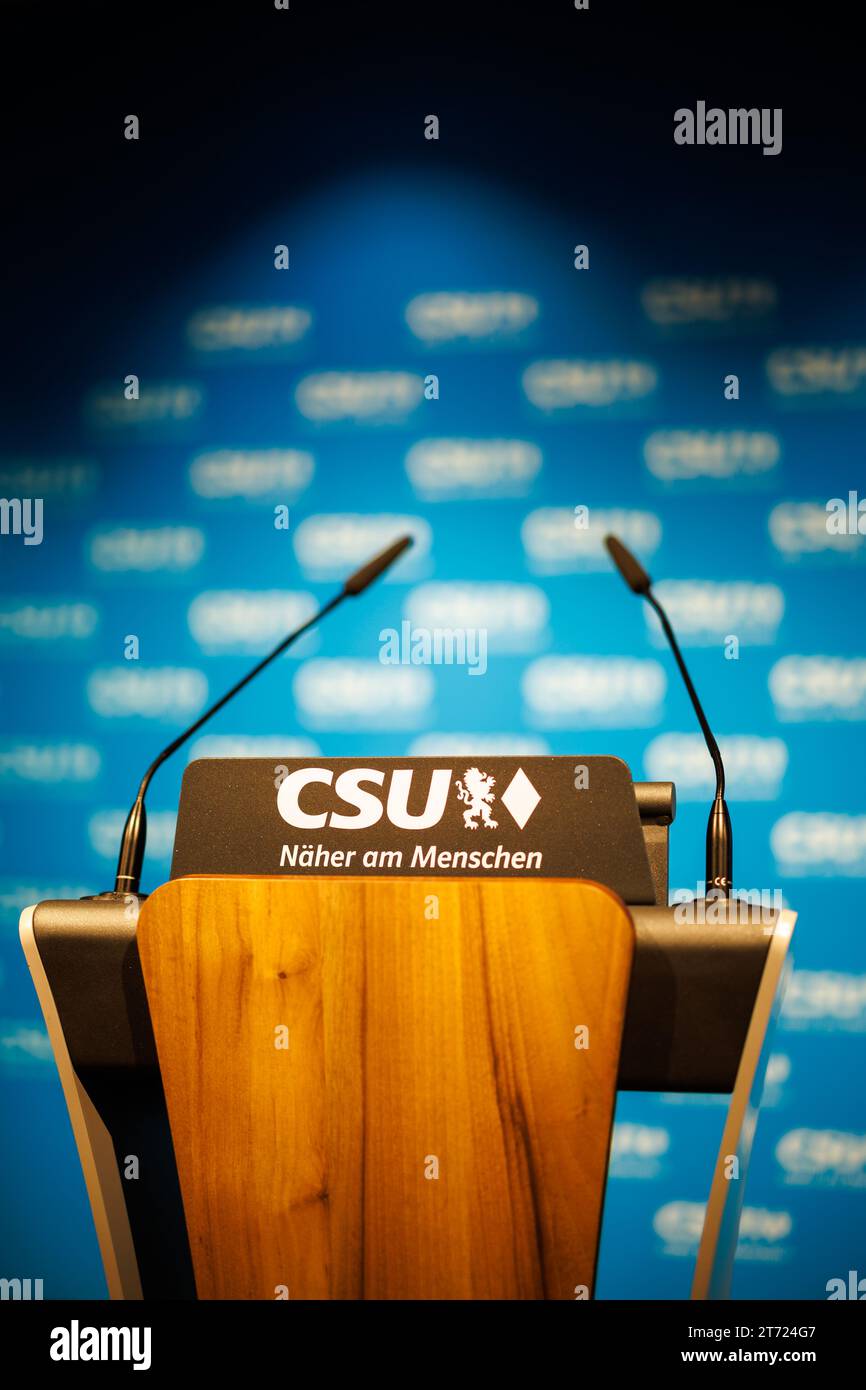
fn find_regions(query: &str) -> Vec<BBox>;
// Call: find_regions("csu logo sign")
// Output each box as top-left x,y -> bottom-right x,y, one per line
276,765 -> 541,832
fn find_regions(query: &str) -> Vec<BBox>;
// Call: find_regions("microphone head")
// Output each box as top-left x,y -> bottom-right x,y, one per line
343,534 -> 413,597
604,533 -> 652,595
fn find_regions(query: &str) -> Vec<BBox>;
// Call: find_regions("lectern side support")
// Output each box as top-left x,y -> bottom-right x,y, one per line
692,910 -> 796,1300
137,875 -> 634,1300
18,906 -> 143,1300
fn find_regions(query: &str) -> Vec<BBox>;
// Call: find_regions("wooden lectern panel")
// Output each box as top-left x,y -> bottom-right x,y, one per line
138,876 -> 634,1300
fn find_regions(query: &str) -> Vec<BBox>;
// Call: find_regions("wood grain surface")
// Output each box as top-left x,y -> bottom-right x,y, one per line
137,875 -> 634,1300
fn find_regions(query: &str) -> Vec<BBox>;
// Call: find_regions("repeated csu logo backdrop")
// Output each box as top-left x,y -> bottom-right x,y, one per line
2,170 -> 865,1300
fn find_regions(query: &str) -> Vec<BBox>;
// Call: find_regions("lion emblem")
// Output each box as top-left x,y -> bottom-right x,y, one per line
454,767 -> 498,830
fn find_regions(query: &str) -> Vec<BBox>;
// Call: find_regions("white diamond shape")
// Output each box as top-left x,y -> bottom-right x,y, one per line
500,768 -> 540,830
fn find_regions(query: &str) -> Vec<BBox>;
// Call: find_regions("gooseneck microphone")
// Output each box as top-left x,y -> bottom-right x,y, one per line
604,533 -> 733,898
113,534 -> 413,896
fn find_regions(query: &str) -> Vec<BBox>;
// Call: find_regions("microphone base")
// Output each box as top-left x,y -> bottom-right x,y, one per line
706,795 -> 733,901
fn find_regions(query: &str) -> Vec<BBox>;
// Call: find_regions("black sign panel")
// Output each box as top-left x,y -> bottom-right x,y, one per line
170,756 -> 656,903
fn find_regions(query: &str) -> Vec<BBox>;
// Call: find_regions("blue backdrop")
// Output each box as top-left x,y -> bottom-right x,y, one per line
1,3 -> 864,1300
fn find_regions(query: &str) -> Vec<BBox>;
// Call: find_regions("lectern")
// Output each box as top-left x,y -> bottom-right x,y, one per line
20,756 -> 795,1301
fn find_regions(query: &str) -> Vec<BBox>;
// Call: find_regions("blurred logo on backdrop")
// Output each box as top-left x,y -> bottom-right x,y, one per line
295,370 -> 424,422
405,438 -> 542,500
772,812 -> 866,877
189,448 -> 315,502
0,600 -> 99,646
522,358 -> 658,411
293,659 -> 433,729
293,513 -> 430,581
781,971 -> 866,1034
770,501 -> 866,561
404,582 -> 549,655
86,668 -> 208,722
769,657 -> 866,721
0,1021 -> 53,1076
643,429 -> 780,485
654,1203 -> 791,1260
87,525 -> 205,574
188,591 -> 318,654
405,290 -> 538,344
644,733 -> 788,801
187,304 -> 312,355
84,381 -> 203,431
609,1123 -> 670,1180
521,507 -> 661,575
775,1129 -> 866,1187
645,580 -> 784,646
767,346 -> 866,404
522,655 -> 666,727
0,742 -> 101,788
641,276 -> 777,329
0,458 -> 98,499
